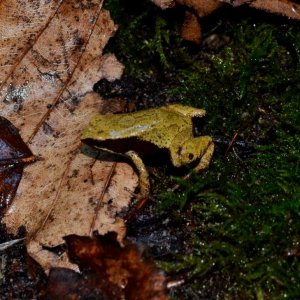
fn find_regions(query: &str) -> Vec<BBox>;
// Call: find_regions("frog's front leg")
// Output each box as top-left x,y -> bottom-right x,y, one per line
125,150 -> 150,200
170,136 -> 214,193
170,135 -> 214,177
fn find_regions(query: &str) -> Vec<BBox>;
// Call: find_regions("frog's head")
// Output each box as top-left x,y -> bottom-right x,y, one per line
180,136 -> 214,166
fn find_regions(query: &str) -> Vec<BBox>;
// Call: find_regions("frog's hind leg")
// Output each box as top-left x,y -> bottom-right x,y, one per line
125,150 -> 150,207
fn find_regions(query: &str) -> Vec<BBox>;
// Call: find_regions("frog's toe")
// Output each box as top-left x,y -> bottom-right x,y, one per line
124,189 -> 149,221
194,141 -> 214,173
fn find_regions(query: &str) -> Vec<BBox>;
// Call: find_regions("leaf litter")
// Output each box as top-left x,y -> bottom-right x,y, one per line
0,0 -> 161,293
0,1 -> 173,298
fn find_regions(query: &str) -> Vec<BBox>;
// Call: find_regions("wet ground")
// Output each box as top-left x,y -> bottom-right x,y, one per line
1,2 -> 300,299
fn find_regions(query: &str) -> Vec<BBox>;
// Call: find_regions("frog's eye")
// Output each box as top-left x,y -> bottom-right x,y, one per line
188,153 -> 194,161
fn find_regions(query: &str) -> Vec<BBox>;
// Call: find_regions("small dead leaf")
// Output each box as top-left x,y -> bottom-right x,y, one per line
151,0 -> 175,9
0,116 -> 35,211
0,165 -> 23,212
0,117 -> 34,165
171,0 -> 223,18
44,233 -> 169,300
181,11 -> 202,44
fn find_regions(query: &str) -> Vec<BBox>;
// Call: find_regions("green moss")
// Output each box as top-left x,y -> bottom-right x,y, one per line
104,0 -> 181,79
104,1 -> 300,298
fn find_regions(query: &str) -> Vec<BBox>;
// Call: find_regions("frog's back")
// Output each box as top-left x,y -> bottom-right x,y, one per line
81,106 -> 191,149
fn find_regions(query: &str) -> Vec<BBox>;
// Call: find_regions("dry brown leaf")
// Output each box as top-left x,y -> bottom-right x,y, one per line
223,0 -> 300,20
175,0 -> 223,18
0,0 -> 138,272
44,233 -> 169,300
153,0 -> 300,43
155,0 -> 300,20
180,10 -> 202,44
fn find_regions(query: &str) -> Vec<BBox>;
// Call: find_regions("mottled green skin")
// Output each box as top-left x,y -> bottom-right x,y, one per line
81,104 -> 205,147
81,104 -> 214,198
81,104 -> 213,165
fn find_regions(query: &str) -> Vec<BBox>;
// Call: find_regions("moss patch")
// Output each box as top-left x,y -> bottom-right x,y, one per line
104,1 -> 300,298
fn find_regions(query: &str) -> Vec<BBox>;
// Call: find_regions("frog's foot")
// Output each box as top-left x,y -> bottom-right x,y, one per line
171,139 -> 214,192
125,150 -> 150,213
192,139 -> 214,174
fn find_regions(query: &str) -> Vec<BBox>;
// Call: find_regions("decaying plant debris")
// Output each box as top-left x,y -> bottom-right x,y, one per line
1,0 -> 300,298
152,0 -> 300,42
0,0 -> 172,298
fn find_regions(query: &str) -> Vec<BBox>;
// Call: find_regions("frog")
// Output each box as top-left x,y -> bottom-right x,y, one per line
81,104 -> 214,200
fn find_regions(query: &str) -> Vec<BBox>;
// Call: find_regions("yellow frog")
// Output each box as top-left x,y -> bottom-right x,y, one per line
81,104 -> 214,199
